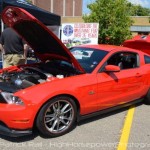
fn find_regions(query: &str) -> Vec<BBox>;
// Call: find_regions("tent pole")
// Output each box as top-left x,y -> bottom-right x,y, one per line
1,0 -> 4,68
1,20 -> 4,68
1,20 -> 4,32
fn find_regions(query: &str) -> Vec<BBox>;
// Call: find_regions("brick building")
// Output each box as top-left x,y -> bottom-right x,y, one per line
32,0 -> 82,16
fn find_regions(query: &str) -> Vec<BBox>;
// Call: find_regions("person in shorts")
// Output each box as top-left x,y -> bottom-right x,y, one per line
0,27 -> 28,68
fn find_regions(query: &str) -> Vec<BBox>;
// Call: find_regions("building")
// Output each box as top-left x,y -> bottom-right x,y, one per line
130,16 -> 150,35
32,0 -> 82,16
32,0 -> 83,23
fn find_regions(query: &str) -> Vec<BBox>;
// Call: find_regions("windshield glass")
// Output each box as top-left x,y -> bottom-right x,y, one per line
70,47 -> 108,73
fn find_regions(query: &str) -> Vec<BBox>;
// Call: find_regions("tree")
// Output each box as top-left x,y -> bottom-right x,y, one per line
26,0 -> 32,3
127,2 -> 150,16
83,0 -> 133,45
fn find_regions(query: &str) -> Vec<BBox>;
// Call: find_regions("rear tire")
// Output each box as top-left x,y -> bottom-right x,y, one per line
36,96 -> 77,137
144,89 -> 150,105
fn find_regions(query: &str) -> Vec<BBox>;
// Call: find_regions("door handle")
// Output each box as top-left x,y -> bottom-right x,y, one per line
136,73 -> 142,77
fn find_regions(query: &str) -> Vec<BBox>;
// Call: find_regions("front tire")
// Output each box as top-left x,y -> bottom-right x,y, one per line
36,96 -> 77,137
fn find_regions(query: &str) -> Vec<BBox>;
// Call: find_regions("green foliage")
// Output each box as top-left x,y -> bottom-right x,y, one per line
83,0 -> 133,45
26,0 -> 32,3
127,2 -> 150,16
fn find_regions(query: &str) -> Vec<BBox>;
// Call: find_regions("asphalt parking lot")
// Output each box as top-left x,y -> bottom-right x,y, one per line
0,103 -> 150,150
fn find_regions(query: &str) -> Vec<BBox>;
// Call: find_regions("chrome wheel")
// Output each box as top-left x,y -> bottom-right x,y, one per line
44,100 -> 74,133
36,96 -> 77,137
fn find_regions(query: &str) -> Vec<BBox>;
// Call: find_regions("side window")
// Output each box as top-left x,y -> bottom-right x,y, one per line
144,55 -> 150,64
100,52 -> 139,72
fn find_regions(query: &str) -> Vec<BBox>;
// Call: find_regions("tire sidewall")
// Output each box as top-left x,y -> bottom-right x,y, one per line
144,89 -> 150,105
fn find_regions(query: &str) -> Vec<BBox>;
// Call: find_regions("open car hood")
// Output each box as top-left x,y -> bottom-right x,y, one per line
123,35 -> 150,55
2,6 -> 85,73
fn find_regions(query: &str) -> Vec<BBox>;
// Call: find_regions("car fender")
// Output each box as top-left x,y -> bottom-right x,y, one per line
15,74 -> 98,116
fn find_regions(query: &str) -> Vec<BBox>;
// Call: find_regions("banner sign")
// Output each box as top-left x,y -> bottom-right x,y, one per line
61,23 -> 99,47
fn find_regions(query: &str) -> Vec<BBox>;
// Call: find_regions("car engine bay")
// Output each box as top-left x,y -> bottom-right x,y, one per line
0,60 -> 81,93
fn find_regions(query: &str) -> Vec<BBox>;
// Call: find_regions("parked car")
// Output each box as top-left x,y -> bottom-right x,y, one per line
0,6 -> 150,138
122,35 -> 150,55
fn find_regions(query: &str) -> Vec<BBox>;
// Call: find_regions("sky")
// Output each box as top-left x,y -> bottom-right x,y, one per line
82,0 -> 150,14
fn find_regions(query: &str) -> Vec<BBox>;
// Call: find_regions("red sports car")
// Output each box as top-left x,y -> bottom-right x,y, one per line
0,6 -> 150,138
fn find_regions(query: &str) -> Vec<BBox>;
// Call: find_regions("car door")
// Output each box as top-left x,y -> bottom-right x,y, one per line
96,51 -> 144,110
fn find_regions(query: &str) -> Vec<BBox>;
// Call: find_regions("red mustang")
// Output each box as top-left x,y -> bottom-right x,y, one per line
0,6 -> 150,138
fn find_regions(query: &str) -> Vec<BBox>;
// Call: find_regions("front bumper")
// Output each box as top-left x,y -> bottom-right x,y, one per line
0,103 -> 37,136
0,123 -> 32,137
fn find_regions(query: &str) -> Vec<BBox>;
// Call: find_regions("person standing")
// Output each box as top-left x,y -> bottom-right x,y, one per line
0,27 -> 28,68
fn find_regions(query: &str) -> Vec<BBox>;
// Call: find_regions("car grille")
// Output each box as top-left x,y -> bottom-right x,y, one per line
0,94 -> 6,103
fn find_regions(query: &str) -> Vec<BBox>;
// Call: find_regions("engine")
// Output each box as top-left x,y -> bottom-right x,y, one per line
0,60 -> 81,93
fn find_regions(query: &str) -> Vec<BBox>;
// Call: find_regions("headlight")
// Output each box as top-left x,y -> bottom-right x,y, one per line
1,92 -> 24,105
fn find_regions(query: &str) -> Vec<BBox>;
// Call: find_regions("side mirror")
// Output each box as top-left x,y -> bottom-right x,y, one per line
105,65 -> 120,72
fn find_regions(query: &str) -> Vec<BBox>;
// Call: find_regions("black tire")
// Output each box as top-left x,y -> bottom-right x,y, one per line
36,96 -> 77,137
144,89 -> 150,105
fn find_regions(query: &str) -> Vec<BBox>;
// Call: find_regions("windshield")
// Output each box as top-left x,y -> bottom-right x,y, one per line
70,47 -> 108,73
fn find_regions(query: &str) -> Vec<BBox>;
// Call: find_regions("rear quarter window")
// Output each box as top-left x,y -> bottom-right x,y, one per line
144,55 -> 150,64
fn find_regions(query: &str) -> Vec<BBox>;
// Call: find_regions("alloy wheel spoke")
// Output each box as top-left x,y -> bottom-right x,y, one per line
63,107 -> 72,114
62,116 -> 72,121
45,116 -> 55,123
60,119 -> 68,126
51,120 -> 58,131
53,104 -> 57,112
61,103 -> 70,113
57,101 -> 61,111
56,120 -> 60,131
45,114 -> 55,118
